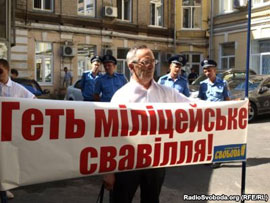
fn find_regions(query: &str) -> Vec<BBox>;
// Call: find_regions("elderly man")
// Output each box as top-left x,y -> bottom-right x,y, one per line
158,54 -> 190,97
81,56 -> 102,101
103,45 -> 192,203
0,59 -> 35,200
94,55 -> 127,102
198,59 -> 230,102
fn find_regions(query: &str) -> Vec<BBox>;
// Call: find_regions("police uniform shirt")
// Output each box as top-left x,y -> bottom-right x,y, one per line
94,73 -> 127,102
158,74 -> 190,97
81,70 -> 101,101
198,76 -> 230,102
0,77 -> 35,98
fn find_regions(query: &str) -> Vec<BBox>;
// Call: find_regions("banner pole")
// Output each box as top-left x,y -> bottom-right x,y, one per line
241,0 -> 252,202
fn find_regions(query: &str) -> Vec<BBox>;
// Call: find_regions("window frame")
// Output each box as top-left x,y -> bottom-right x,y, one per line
35,42 -> 53,85
181,52 -> 202,74
182,0 -> 202,30
77,45 -> 97,77
251,53 -> 270,74
218,0 -> 234,14
252,0 -> 270,7
117,0 -> 132,22
116,48 -> 130,80
117,59 -> 131,80
219,42 -> 236,69
33,0 -> 54,12
77,0 -> 96,17
153,50 -> 161,80
150,0 -> 164,27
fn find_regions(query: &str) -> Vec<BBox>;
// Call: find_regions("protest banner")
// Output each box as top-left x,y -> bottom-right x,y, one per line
0,97 -> 248,191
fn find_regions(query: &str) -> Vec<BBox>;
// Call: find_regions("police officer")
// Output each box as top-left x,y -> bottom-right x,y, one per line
158,54 -> 190,97
81,56 -> 102,101
198,59 -> 230,101
94,55 -> 127,102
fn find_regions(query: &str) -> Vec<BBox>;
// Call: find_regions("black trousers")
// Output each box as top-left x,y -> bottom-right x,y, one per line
112,168 -> 165,203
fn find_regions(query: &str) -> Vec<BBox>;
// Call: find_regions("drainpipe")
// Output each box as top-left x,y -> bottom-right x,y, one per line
7,0 -> 11,62
209,0 -> 214,58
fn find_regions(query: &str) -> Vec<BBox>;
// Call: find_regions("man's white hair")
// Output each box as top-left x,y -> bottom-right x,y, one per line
126,45 -> 150,65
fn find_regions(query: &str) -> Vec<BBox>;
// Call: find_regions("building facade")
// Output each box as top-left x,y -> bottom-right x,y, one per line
175,0 -> 209,75
3,0 -> 270,97
10,0 -> 177,96
212,0 -> 270,75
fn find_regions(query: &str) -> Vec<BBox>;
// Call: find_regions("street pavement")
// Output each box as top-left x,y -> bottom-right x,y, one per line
7,115 -> 270,203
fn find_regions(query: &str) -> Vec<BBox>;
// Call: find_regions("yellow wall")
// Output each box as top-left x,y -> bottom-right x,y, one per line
212,1 -> 270,70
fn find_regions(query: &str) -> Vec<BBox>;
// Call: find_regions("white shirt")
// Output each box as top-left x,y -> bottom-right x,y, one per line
0,77 -> 35,98
111,78 -> 192,103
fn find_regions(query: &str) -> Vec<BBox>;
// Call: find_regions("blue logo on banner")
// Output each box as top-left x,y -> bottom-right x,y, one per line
213,144 -> 246,163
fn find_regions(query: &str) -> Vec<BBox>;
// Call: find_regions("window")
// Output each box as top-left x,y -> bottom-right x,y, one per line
150,0 -> 163,27
0,43 -> 7,59
220,42 -> 235,69
117,48 -> 130,80
77,0 -> 96,17
153,51 -> 161,80
117,0 -> 132,21
35,42 -> 53,84
219,0 -> 234,14
251,40 -> 270,74
77,45 -> 96,77
182,53 -> 202,74
182,0 -> 202,29
252,0 -> 270,7
33,0 -> 53,11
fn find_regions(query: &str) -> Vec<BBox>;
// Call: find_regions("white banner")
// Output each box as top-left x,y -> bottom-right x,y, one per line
0,97 -> 248,190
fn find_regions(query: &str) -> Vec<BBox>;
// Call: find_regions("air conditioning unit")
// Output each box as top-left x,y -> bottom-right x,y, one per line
102,48 -> 115,56
62,46 -> 75,57
233,0 -> 248,9
103,6 -> 117,18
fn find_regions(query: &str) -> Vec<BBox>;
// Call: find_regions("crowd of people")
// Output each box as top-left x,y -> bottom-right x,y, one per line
0,45 -> 231,202
80,51 -> 230,105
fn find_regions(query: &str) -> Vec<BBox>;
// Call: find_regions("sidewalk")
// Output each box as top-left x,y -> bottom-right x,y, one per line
8,161 -> 270,203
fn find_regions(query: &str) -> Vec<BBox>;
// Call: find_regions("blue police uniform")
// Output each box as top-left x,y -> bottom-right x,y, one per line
158,54 -> 190,97
81,71 -> 101,101
158,74 -> 190,97
198,76 -> 230,101
94,73 -> 127,102
198,59 -> 230,101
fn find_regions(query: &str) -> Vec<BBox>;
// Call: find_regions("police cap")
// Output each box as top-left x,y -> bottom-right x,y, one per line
168,55 -> 187,66
90,56 -> 102,63
201,59 -> 217,68
102,55 -> 117,65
